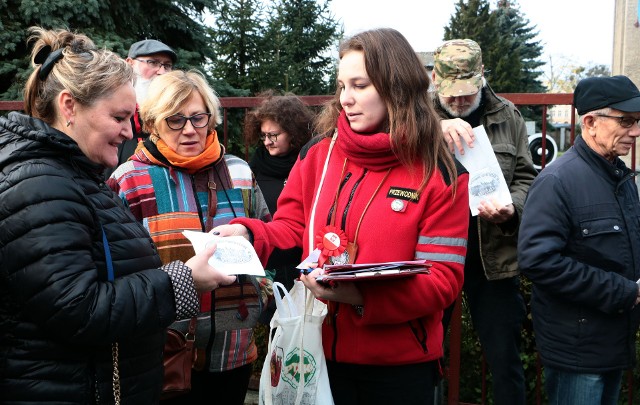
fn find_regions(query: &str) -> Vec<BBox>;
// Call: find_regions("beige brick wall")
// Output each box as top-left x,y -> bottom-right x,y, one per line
613,0 -> 640,169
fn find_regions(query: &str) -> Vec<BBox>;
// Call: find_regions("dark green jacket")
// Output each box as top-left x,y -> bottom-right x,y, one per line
434,84 -> 537,280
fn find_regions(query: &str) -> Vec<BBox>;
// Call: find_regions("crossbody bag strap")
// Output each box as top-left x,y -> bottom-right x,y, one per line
101,226 -> 121,405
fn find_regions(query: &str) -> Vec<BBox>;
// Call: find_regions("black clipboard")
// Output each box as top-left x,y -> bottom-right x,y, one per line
315,260 -> 431,283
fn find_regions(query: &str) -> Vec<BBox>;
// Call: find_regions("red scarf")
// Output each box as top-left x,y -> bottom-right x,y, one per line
336,110 -> 400,171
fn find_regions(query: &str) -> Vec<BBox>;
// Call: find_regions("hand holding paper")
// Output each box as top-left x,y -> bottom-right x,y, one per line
454,125 -> 512,216
182,230 -> 265,276
296,248 -> 321,274
477,198 -> 516,223
185,243 -> 237,291
441,117 -> 476,154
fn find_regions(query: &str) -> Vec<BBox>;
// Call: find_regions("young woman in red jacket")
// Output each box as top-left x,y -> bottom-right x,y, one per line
215,28 -> 469,405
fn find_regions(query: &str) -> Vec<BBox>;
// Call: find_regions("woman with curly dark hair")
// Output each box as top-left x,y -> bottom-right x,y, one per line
243,91 -> 314,296
244,90 -> 314,214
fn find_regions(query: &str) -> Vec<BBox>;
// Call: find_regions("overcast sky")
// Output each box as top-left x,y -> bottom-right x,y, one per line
329,0 -> 615,70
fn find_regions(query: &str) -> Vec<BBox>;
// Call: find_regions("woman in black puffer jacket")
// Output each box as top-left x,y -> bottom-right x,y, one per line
0,27 -> 236,404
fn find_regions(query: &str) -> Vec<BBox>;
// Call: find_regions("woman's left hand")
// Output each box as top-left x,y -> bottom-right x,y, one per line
300,269 -> 363,306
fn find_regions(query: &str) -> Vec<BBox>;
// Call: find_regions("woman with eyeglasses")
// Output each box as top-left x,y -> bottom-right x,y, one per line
108,69 -> 271,405
0,28 -> 236,404
243,91 -> 314,308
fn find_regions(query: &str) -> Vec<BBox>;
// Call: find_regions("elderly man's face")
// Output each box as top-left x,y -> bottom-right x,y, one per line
585,109 -> 640,161
437,91 -> 482,118
128,52 -> 174,80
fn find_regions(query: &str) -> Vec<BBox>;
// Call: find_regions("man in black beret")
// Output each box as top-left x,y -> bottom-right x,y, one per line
518,75 -> 640,404
104,40 -> 177,179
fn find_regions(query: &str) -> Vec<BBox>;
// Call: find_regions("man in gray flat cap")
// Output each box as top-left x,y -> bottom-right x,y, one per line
105,40 -> 177,178
126,39 -> 177,102
519,75 -> 640,404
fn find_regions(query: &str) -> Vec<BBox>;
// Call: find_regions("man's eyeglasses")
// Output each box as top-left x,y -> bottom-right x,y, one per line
135,58 -> 173,71
593,114 -> 640,129
259,132 -> 281,142
165,113 -> 211,130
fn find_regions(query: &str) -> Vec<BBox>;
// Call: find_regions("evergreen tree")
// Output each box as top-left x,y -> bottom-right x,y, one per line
0,0 -> 216,100
208,0 -> 264,93
204,0 -> 340,156
444,0 -> 500,55
494,0 -> 545,93
259,0 -> 340,95
443,0 -> 544,93
206,0 -> 340,95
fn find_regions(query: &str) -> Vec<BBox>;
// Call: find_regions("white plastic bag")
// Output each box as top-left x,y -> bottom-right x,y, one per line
259,281 -> 334,405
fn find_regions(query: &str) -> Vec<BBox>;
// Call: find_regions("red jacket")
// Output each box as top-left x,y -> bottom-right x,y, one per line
233,136 -> 469,365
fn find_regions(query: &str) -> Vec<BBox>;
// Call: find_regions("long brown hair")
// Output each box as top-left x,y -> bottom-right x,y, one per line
315,28 -> 457,192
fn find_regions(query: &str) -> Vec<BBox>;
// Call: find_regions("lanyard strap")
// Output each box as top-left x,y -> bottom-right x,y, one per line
101,226 -> 115,282
308,131 -> 338,252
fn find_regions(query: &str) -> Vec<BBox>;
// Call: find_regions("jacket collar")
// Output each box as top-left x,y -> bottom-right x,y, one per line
573,135 -> 632,184
0,112 -> 104,181
481,84 -> 516,126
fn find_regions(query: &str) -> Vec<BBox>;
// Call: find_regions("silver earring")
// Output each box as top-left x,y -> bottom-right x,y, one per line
66,120 -> 71,127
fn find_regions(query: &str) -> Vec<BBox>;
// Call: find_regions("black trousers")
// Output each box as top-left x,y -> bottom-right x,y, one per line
442,267 -> 526,405
160,363 -> 253,405
326,360 -> 438,405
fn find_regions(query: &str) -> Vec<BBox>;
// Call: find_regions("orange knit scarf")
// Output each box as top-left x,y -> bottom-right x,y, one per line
148,131 -> 222,173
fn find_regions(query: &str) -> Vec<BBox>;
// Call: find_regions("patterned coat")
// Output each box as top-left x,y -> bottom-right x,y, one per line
108,144 -> 271,373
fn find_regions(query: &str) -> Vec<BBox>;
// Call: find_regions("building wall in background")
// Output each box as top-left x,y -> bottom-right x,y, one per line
613,0 -> 640,171
613,0 -> 640,86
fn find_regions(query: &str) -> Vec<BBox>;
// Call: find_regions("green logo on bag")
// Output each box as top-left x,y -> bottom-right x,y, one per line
281,348 -> 317,388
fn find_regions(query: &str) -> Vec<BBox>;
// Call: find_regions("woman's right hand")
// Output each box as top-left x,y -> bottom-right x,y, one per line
185,243 -> 236,292
211,224 -> 250,240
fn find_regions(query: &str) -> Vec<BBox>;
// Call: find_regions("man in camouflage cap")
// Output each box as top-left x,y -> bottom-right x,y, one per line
433,39 -> 483,98
432,39 -> 537,405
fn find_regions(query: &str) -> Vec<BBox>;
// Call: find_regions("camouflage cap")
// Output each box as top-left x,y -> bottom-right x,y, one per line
433,39 -> 483,97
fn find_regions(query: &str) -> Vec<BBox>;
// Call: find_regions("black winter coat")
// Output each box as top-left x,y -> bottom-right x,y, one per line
518,135 -> 640,373
0,112 -> 175,404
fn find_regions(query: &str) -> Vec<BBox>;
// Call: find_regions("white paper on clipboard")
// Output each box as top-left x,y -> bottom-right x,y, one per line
454,125 -> 512,216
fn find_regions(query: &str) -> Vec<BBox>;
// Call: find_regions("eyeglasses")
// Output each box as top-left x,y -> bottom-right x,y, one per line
165,113 -> 211,130
135,58 -> 173,71
259,132 -> 281,142
593,114 -> 640,129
